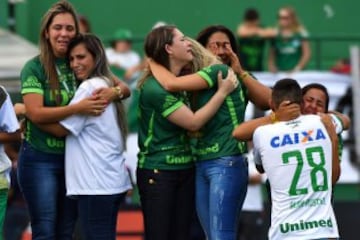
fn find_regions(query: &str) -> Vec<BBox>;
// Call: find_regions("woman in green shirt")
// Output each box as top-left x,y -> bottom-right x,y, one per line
17,1 -> 129,239
268,6 -> 311,73
137,25 -> 237,240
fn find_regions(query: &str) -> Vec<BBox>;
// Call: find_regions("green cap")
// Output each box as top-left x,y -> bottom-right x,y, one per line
112,29 -> 133,41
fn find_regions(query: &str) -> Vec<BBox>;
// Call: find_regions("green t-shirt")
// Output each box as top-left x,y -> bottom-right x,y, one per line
20,56 -> 77,154
237,36 -> 266,71
271,30 -> 308,71
193,64 -> 248,161
137,76 -> 193,170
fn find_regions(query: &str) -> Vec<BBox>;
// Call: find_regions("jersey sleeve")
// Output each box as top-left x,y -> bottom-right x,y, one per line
60,85 -> 91,136
196,64 -> 229,88
329,113 -> 344,134
252,128 -> 263,167
20,59 -> 44,95
0,88 -> 19,133
143,79 -> 184,118
299,28 -> 309,39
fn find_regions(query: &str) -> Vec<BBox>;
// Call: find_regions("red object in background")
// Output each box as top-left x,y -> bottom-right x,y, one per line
331,58 -> 351,74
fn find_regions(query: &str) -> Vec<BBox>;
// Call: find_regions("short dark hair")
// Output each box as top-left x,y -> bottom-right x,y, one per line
301,83 -> 329,112
272,78 -> 302,109
244,8 -> 259,21
196,25 -> 237,53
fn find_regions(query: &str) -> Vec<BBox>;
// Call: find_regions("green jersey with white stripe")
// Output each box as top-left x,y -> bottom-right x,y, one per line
137,76 -> 193,170
193,64 -> 248,161
20,56 -> 77,154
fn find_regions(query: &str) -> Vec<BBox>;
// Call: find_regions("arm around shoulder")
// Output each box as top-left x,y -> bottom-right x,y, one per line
232,115 -> 272,141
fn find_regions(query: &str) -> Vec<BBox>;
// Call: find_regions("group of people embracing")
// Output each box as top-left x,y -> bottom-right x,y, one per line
12,0 -> 349,240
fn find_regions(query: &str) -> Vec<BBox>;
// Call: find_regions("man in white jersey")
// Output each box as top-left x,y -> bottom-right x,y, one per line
252,78 -> 340,240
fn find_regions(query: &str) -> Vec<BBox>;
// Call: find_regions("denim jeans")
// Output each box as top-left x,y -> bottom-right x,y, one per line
137,167 -> 195,240
196,155 -> 248,240
77,193 -> 126,240
17,141 -> 77,240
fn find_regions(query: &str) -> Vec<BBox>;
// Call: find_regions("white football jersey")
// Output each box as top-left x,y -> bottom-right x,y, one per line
253,115 -> 339,240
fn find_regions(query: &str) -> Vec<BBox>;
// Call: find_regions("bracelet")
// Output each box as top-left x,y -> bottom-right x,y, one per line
270,112 -> 278,123
240,71 -> 250,79
113,86 -> 124,99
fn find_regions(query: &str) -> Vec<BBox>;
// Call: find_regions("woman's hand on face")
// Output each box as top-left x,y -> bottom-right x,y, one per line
274,100 -> 300,121
217,70 -> 238,96
76,94 -> 107,116
224,45 -> 244,74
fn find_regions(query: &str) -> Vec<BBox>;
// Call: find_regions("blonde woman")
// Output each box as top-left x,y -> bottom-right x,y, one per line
268,6 -> 311,73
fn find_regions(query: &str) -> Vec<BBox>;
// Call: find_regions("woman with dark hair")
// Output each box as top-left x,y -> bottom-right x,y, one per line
197,25 -> 238,66
40,33 -> 132,240
196,25 -> 270,108
137,25 -> 237,240
18,1 -> 129,238
233,83 -> 350,142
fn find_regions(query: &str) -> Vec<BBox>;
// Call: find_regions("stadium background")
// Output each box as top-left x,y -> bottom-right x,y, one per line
1,0 -> 360,69
0,0 -> 359,239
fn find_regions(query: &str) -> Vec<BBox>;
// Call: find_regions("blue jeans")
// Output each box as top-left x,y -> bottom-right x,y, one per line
196,155 -> 248,240
77,193 -> 126,240
17,141 -> 77,240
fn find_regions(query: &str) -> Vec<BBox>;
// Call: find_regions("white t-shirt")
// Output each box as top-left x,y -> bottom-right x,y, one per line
253,115 -> 339,240
242,151 -> 264,212
60,77 -> 132,196
0,86 -> 19,189
106,48 -> 141,70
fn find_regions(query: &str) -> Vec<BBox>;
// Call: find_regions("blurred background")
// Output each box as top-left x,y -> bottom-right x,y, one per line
0,0 -> 359,239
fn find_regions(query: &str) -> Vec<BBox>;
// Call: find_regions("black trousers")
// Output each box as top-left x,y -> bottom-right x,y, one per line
137,167 -> 195,240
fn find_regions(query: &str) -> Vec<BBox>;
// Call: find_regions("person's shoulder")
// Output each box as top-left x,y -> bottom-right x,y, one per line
297,27 -> 309,38
199,64 -> 228,78
105,48 -> 115,54
254,123 -> 273,136
204,63 -> 228,70
23,55 -> 41,69
79,77 -> 109,90
300,114 -> 321,122
141,76 -> 164,93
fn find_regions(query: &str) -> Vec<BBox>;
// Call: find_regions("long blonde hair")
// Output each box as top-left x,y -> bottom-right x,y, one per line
138,36 -> 221,88
39,0 -> 79,105
186,37 -> 221,72
278,6 -> 306,33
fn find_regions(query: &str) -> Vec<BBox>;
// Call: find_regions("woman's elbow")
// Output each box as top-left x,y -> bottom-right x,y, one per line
187,123 -> 201,132
26,111 -> 44,124
232,129 -> 240,140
